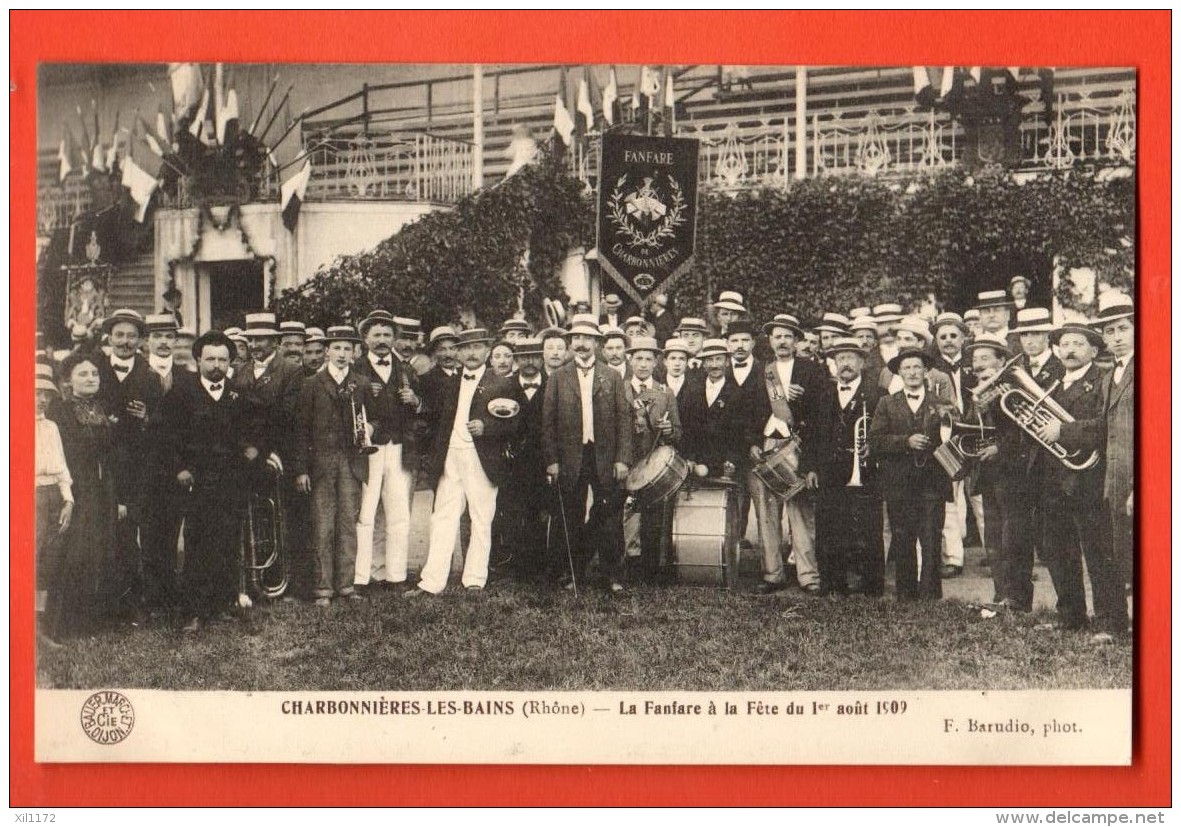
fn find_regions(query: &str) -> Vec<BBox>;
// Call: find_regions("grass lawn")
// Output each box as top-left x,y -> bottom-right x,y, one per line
36,577 -> 1132,692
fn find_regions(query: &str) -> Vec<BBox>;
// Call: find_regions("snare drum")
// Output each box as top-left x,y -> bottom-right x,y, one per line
626,445 -> 689,510
752,439 -> 806,502
669,481 -> 739,587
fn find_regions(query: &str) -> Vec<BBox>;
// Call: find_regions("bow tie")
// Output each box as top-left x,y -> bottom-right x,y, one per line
209,383 -> 222,392
839,385 -> 853,392
1115,359 -> 1125,369
906,393 -> 921,400
112,363 -> 130,373
577,364 -> 594,376
375,358 -> 391,367
637,383 -> 649,392
463,373 -> 478,381
522,381 -> 540,389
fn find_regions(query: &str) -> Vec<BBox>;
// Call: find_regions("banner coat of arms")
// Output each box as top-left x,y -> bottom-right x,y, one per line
596,134 -> 700,306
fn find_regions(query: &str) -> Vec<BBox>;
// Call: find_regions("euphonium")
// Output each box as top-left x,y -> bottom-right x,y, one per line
240,471 -> 288,601
847,399 -> 868,487
970,355 -> 1098,472
352,397 -> 378,455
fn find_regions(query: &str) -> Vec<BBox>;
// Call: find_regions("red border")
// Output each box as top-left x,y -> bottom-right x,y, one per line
10,10 -> 1170,806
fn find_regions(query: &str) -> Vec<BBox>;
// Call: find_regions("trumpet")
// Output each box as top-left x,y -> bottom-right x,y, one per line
846,399 -> 868,487
240,469 -> 288,601
970,355 -> 1098,472
352,397 -> 378,455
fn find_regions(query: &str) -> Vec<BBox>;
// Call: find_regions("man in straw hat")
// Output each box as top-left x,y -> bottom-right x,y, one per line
661,338 -> 692,401
406,328 -> 520,596
301,327 -> 327,376
974,289 -> 1021,353
810,337 -> 886,596
292,325 -> 379,607
352,310 -> 426,593
1013,307 -> 1065,390
712,290 -> 748,338
745,313 -> 829,594
1036,317 -> 1128,643
598,292 -> 627,331
542,314 -> 634,593
1009,275 -> 1032,311
279,321 -> 308,368
679,338 -> 745,483
869,347 -> 953,601
930,311 -> 976,578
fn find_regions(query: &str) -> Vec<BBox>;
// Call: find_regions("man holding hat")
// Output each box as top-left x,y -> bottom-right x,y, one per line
745,313 -> 828,594
352,310 -> 425,592
869,347 -> 952,600
408,328 -> 520,596
542,314 -> 634,592
622,336 -> 682,584
810,337 -> 886,595
1033,320 -> 1126,640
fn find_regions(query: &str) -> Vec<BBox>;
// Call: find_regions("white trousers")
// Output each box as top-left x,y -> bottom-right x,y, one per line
355,442 -> 415,585
418,446 -> 498,594
939,479 -> 966,567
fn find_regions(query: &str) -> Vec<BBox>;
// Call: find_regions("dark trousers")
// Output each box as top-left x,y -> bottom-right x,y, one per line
1106,499 -> 1134,587
36,486 -> 65,594
140,485 -> 184,609
638,498 -> 674,584
980,487 -> 1004,601
283,474 -> 313,598
1042,494 -> 1129,633
998,481 -> 1037,611
885,496 -> 944,600
182,487 -> 242,619
500,477 -> 550,581
310,454 -> 362,598
817,486 -> 885,595
554,443 -> 625,586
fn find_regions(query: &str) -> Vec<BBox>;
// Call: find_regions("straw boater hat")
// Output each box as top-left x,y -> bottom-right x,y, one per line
663,338 -> 691,356
145,312 -> 179,333
279,320 -> 307,339
324,324 -> 360,345
427,325 -> 459,349
1093,291 -> 1134,326
393,317 -> 421,337
514,337 -> 544,357
358,309 -> 396,335
35,363 -> 59,395
825,337 -> 867,359
623,315 -> 646,329
626,336 -> 661,355
498,319 -> 532,336
304,327 -> 326,345
101,308 -> 147,336
568,314 -> 603,338
849,316 -> 880,335
697,338 -> 730,359
762,312 -> 806,338
813,312 -> 851,335
963,308 -> 981,323
932,311 -> 969,337
675,317 -> 710,335
456,327 -> 494,346
872,303 -> 904,325
1011,307 -> 1054,334
712,290 -> 747,313
887,347 -> 937,374
601,326 -> 627,343
1050,322 -> 1104,348
848,306 -> 873,320
974,290 -> 1014,310
602,293 -> 623,310
1010,275 -> 1031,288
891,315 -> 934,345
963,332 -> 1011,360
538,326 -> 569,342
243,312 -> 280,337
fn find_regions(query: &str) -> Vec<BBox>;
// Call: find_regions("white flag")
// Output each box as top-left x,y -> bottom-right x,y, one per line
553,89 -> 574,146
121,154 -> 159,223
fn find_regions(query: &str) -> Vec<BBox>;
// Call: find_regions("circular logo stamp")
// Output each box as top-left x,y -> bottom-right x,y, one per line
80,691 -> 135,745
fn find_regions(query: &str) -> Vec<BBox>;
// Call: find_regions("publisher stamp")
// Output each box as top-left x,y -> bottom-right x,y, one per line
80,691 -> 135,745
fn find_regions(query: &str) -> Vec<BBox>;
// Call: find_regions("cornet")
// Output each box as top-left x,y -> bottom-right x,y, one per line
846,399 -> 869,487
352,397 -> 378,455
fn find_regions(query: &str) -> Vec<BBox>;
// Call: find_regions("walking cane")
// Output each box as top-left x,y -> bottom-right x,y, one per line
552,478 -> 579,598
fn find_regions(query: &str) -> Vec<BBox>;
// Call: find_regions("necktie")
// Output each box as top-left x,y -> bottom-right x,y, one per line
376,358 -> 390,367
463,373 -> 477,381
907,393 -> 920,400
578,363 -> 594,376
113,363 -> 130,374
522,381 -> 540,389
639,382 -> 649,392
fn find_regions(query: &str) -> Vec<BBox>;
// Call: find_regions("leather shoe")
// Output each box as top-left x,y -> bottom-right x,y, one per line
182,617 -> 201,633
1089,632 -> 1115,645
802,583 -> 822,595
756,581 -> 787,595
314,597 -> 331,608
940,564 -> 962,578
402,588 -> 430,600
609,582 -> 625,594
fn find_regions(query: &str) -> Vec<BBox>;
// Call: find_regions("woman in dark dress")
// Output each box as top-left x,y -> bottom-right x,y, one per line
46,351 -> 125,639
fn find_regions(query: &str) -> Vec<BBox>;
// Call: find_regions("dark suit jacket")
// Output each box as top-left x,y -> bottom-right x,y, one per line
157,372 -> 255,492
351,353 -> 424,468
745,356 -> 831,459
622,378 -> 682,462
232,354 -> 305,462
424,368 -> 521,488
291,368 -> 377,484
679,375 -> 745,477
1022,353 -> 1066,390
98,354 -> 163,505
933,354 -> 977,414
1100,356 -> 1133,507
507,373 -> 548,494
869,389 -> 953,501
811,372 -> 885,490
542,359 -> 634,487
649,310 -> 678,346
1034,362 -> 1104,501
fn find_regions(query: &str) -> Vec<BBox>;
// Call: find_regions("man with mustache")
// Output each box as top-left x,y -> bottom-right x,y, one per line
542,315 -> 633,593
279,321 -> 308,369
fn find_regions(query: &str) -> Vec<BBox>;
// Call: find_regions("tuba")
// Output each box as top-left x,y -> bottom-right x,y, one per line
240,468 -> 288,602
847,399 -> 869,487
970,355 -> 1098,472
352,397 -> 378,455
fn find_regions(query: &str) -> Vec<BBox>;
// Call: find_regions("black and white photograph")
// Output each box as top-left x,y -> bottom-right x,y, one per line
32,59 -> 1136,765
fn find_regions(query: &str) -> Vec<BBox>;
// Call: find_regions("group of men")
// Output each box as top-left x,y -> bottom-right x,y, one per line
36,275 -> 1135,642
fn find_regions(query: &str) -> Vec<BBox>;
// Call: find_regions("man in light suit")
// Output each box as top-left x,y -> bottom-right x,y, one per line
407,329 -> 520,596
542,314 -> 633,592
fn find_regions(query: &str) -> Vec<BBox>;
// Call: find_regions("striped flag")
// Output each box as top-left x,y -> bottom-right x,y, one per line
280,159 -> 311,232
122,134 -> 163,222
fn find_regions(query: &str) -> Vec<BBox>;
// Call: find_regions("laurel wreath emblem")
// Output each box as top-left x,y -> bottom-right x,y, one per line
608,174 -> 687,252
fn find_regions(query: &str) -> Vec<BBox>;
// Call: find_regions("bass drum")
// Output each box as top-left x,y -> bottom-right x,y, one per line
669,480 -> 740,588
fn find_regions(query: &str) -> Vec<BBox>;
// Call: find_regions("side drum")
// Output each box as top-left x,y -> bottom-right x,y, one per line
669,480 -> 739,588
626,444 -> 689,511
752,439 -> 806,502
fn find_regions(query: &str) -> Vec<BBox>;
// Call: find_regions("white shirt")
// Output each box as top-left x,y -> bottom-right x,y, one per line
666,374 -> 684,398
764,358 -> 795,437
575,358 -> 596,444
837,375 -> 861,410
631,376 -> 652,395
450,364 -> 486,449
1027,350 -> 1050,376
35,415 -> 74,501
252,351 -> 275,379
944,356 -> 963,412
110,354 -> 135,382
731,358 -> 753,386
368,352 -> 393,385
149,354 -> 173,376
705,376 -> 725,407
200,374 -> 226,402
904,385 -> 926,414
519,373 -> 542,401
1113,352 -> 1133,386
610,362 -> 627,378
1061,363 -> 1091,391
326,364 -> 349,386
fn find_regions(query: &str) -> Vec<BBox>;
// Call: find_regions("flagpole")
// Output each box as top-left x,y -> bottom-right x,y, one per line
257,85 -> 295,145
249,73 -> 281,136
795,66 -> 807,180
472,64 -> 484,190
